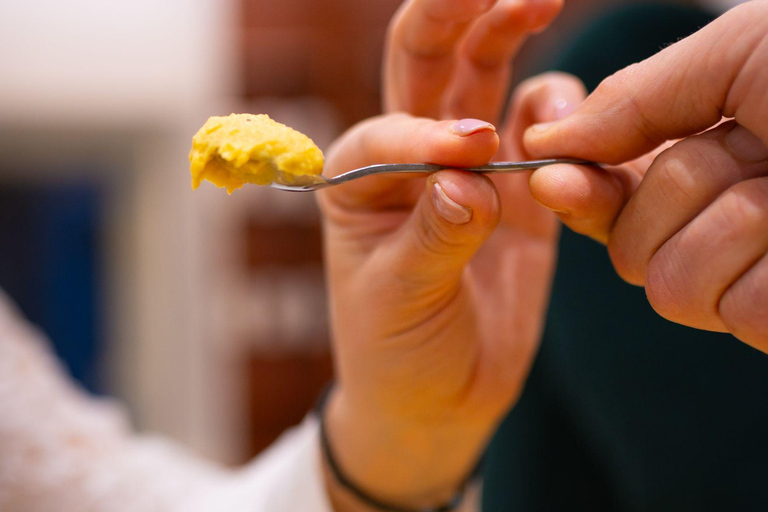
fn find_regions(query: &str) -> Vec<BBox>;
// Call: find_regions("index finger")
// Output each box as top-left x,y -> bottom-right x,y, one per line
320,114 -> 499,212
524,2 -> 768,164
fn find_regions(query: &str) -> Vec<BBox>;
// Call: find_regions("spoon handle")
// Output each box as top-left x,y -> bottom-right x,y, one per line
328,158 -> 595,185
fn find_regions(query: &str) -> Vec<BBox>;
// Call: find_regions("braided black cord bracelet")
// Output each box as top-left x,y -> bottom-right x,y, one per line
316,385 -> 475,512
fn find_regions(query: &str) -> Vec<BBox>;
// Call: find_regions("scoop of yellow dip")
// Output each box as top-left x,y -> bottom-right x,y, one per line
189,113 -> 324,194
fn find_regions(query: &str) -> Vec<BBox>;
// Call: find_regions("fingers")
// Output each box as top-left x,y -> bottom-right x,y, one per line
644,176 -> 768,333
459,0 -> 562,69
443,0 -> 563,122
493,72 -> 587,234
385,0 -> 499,117
604,122 -> 768,333
720,253 -> 768,352
609,122 -> 768,285
528,163 -> 640,244
527,148 -> 668,243
500,72 -> 586,159
385,0 -> 563,121
320,113 -> 499,212
524,2 -> 768,164
372,170 -> 501,298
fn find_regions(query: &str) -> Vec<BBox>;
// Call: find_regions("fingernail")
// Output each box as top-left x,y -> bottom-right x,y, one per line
450,118 -> 496,137
531,195 -> 569,214
432,180 -> 472,224
529,121 -> 557,134
554,98 -> 576,120
726,124 -> 768,162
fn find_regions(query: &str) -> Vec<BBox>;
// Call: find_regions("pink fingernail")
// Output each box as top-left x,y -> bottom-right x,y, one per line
432,180 -> 472,224
554,98 -> 576,120
450,118 -> 496,137
726,124 -> 768,162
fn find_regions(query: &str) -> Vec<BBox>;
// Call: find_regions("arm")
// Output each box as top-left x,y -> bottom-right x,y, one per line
0,290 -> 334,512
0,291 -> 225,511
523,0 -> 768,350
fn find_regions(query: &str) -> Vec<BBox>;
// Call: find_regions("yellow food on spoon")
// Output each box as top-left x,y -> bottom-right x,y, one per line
189,113 -> 324,194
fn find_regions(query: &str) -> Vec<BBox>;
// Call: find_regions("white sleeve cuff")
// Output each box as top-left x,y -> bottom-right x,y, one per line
200,415 -> 334,512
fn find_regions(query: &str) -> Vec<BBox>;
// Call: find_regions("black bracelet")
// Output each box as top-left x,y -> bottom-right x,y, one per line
316,385 -> 473,512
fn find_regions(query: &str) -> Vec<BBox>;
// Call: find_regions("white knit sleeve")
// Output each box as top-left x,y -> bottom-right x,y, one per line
0,291 -> 333,512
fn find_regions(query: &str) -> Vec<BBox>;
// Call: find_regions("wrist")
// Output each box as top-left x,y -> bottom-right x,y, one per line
323,388 -> 489,511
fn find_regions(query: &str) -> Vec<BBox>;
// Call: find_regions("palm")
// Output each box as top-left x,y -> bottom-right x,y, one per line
321,124 -> 559,426
470,197 -> 558,369
424,78 -> 562,417
450,151 -> 560,416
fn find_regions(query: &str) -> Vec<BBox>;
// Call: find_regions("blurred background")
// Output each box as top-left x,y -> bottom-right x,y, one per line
0,0 -> 722,466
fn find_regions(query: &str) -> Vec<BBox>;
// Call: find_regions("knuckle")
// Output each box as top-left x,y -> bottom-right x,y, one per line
444,94 -> 484,121
595,63 -> 665,146
719,281 -> 768,351
388,11 -> 450,61
594,64 -> 637,97
649,148 -> 703,206
712,179 -> 768,237
607,237 -> 645,285
644,251 -> 688,323
486,0 -> 520,27
607,208 -> 653,286
720,4 -> 768,117
720,276 -> 768,342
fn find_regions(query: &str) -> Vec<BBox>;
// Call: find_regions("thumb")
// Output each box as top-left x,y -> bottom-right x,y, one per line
376,170 -> 500,299
523,1 -> 768,165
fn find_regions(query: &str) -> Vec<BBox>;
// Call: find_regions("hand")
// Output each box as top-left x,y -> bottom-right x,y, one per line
318,0 -> 582,510
523,1 -> 768,350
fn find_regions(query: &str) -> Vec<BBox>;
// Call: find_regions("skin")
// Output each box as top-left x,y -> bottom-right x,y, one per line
318,0 -> 577,509
524,0 -> 768,351
320,0 -> 768,509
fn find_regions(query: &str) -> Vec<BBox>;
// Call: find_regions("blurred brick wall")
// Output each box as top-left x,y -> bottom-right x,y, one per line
240,0 -> 401,126
242,213 -> 329,456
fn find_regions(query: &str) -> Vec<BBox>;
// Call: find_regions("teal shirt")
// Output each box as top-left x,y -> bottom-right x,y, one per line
482,4 -> 768,511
